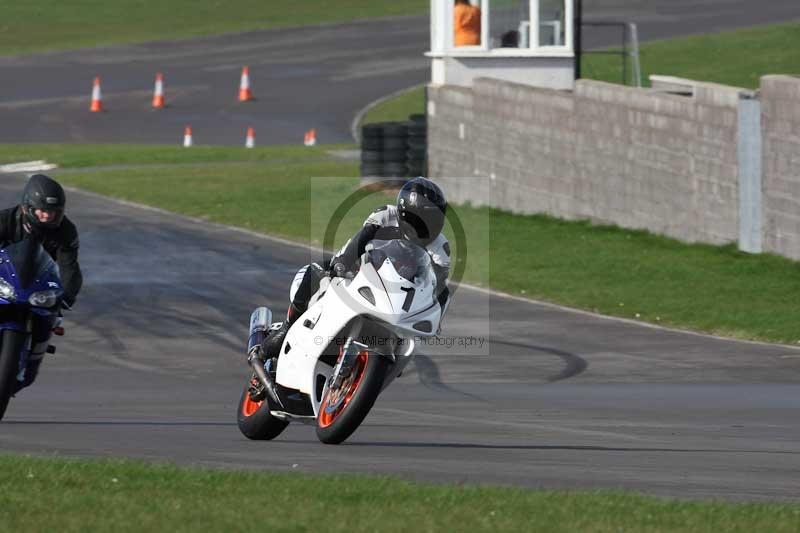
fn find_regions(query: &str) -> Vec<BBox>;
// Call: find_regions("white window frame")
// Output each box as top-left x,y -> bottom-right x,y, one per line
532,0 -> 573,51
438,0 -> 574,57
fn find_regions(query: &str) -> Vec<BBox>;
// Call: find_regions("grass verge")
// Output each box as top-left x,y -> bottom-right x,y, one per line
0,143 -> 354,169
359,86 -> 427,128
582,22 -> 800,88
358,22 -> 800,125
0,1 -> 429,56
1,143 -> 798,343
3,455 -> 800,533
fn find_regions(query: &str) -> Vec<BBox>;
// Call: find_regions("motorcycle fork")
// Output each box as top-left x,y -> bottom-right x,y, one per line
15,314 -> 34,382
329,339 -> 369,391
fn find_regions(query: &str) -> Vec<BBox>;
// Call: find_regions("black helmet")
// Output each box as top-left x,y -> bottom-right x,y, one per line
21,174 -> 66,231
397,177 -> 446,246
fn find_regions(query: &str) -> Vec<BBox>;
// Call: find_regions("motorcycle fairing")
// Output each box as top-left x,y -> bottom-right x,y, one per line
275,243 -> 441,407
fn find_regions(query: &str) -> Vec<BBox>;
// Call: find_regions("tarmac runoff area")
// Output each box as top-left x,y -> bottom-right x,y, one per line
0,173 -> 799,501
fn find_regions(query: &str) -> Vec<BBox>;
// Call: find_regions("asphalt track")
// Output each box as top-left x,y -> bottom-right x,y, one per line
0,174 -> 799,501
0,1 -> 798,146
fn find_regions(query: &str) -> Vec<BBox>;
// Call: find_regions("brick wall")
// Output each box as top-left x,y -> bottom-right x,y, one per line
429,77 -> 748,246
761,75 -> 800,260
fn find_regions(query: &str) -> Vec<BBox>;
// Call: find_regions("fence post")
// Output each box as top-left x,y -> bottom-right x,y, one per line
737,95 -> 762,254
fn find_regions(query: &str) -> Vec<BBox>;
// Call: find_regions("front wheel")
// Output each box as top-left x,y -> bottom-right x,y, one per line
316,350 -> 389,445
0,330 -> 26,422
236,375 -> 289,440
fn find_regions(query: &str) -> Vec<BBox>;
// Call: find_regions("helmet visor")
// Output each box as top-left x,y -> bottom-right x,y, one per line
400,206 -> 445,246
31,207 -> 64,228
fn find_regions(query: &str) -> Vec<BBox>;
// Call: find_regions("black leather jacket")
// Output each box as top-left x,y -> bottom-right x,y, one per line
0,206 -> 83,307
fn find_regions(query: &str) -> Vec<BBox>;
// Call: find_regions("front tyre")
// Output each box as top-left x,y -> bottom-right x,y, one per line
316,350 -> 389,445
0,330 -> 26,422
236,376 -> 289,440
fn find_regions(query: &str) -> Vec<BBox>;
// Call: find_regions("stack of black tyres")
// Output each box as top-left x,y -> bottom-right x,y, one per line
359,123 -> 383,178
360,116 -> 427,185
406,114 -> 427,177
380,121 -> 409,184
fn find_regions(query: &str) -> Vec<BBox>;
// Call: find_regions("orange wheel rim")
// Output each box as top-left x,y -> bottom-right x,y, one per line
242,393 -> 263,417
242,378 -> 264,417
318,350 -> 368,428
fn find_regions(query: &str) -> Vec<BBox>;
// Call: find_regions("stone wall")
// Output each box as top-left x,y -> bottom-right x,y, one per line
429,77 -> 753,246
761,75 -> 800,260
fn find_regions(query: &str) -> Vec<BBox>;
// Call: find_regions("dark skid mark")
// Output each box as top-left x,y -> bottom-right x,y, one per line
2,420 -> 235,427
489,338 -> 588,382
344,441 -> 800,455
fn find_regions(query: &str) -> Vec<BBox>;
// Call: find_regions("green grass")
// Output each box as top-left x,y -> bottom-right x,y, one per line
0,1 -> 429,56
2,143 -> 798,343
360,86 -> 426,128
0,143 -> 354,169
3,455 -> 800,533
359,22 -> 800,126
583,22 -> 800,88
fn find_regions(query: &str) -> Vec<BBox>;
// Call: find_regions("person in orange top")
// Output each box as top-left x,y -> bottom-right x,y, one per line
454,0 -> 481,46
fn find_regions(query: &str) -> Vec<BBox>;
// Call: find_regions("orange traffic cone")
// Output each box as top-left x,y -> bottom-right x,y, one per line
304,128 -> 317,147
152,72 -> 165,109
238,66 -> 253,102
183,126 -> 193,147
89,77 -> 103,112
245,127 -> 255,148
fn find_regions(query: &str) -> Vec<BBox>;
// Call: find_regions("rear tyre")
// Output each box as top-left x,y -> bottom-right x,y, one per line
316,350 -> 389,444
0,330 -> 25,422
236,376 -> 289,440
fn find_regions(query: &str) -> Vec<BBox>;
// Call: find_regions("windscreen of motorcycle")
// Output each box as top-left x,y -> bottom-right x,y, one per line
365,239 -> 434,288
6,237 -> 60,289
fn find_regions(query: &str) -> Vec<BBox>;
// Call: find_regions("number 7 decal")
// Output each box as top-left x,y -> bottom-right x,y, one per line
401,286 -> 415,311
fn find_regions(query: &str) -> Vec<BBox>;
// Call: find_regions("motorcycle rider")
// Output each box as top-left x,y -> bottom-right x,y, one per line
260,177 -> 450,357
0,174 -> 83,393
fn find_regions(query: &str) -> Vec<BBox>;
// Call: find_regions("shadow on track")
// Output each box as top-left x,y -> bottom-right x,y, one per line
413,354 -> 486,401
3,420 -> 235,427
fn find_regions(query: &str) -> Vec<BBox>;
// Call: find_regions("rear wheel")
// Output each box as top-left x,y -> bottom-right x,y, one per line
236,375 -> 289,440
0,330 -> 25,422
316,349 -> 389,445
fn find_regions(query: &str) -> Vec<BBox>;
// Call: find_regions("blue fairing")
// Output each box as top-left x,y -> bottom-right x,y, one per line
0,239 -> 63,370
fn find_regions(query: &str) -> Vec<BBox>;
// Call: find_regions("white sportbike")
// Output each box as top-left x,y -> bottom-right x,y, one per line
237,239 -> 442,444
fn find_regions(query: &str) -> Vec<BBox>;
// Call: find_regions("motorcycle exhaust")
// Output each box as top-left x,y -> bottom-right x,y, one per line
247,307 -> 272,354
247,306 -> 283,408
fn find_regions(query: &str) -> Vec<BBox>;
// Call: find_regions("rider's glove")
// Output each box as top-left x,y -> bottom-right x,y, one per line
331,261 -> 354,280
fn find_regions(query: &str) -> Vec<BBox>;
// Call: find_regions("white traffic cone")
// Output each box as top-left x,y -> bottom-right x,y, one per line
152,72 -> 165,109
90,76 -> 103,112
238,66 -> 253,102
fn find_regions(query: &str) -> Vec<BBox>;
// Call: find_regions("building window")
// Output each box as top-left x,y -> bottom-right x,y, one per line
438,0 -> 573,55
538,0 -> 566,47
453,0 -> 486,48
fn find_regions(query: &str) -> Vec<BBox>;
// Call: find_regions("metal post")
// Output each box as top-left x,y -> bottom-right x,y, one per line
629,23 -> 642,88
737,95 -> 763,253
574,0 -> 582,80
622,24 -> 628,85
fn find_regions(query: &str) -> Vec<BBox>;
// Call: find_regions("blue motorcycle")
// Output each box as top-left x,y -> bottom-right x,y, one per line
0,237 -> 64,420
